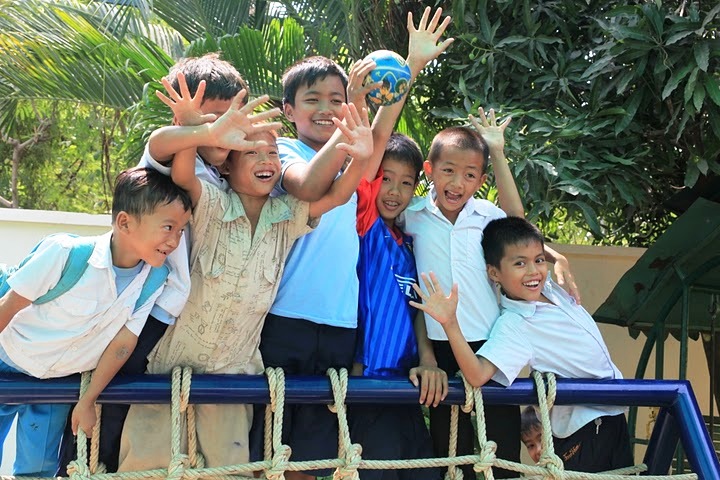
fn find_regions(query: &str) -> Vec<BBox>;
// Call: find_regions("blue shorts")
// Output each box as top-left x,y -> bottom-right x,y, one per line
349,404 -> 441,480
250,313 -> 357,476
0,358 -> 71,476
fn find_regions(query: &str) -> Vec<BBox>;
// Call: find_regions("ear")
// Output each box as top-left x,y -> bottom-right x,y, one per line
283,102 -> 295,122
487,264 -> 501,283
478,173 -> 489,188
114,211 -> 133,234
423,160 -> 433,180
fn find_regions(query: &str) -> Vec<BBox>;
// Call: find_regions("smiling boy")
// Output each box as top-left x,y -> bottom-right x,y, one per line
412,216 -> 632,474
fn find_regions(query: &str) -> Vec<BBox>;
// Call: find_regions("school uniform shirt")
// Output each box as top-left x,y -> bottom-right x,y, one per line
138,145 -> 229,325
269,137 -> 360,328
2,232 -> 165,379
355,170 -> 419,376
477,278 -> 627,438
399,187 -> 505,341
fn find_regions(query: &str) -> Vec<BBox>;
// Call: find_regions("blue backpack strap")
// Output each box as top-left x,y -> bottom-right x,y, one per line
35,236 -> 96,305
134,264 -> 170,311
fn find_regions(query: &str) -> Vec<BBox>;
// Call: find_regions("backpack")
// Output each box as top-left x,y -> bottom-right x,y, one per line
0,233 -> 169,310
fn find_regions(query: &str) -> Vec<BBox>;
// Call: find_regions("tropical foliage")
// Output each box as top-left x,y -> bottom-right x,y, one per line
0,0 -> 718,247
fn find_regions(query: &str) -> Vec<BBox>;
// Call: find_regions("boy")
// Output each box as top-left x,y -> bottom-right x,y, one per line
411,216 -> 633,473
351,133 -> 440,480
521,406 -> 542,464
118,102 -> 373,470
252,8 -> 453,479
0,167 -> 191,477
57,54 -> 279,474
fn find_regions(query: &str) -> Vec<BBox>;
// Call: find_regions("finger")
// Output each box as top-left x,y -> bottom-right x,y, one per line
178,72 -> 191,99
230,89 -> 250,110
428,271 -> 443,292
572,287 -> 582,305
360,106 -> 371,128
428,7 -> 443,31
334,142 -> 356,156
199,113 -> 218,123
409,368 -> 419,387
450,282 -> 459,300
411,283 -> 426,300
468,114 -> 483,132
332,115 -> 354,139
156,91 -> 176,108
83,424 -> 93,438
248,108 -> 282,123
249,120 -> 284,134
407,11 -> 415,32
241,93 -> 270,112
420,272 -> 435,293
193,79 -> 207,102
437,37 -> 455,53
71,417 -> 78,436
489,108 -> 497,125
477,107 -> 490,127
160,77 -> 180,101
441,371 -> 449,401
434,15 -> 452,38
498,115 -> 512,132
346,102 -> 362,128
418,6 -> 431,31
355,59 -> 376,79
236,139 -> 269,150
418,374 -> 428,404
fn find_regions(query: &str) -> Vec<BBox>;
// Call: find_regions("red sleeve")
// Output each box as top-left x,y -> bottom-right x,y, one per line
356,168 -> 383,237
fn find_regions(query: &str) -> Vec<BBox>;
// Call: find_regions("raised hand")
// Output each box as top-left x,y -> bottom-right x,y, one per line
407,7 -> 454,76
469,106 -> 512,155
332,102 -> 373,161
346,58 -> 381,111
157,72 -> 216,126
209,90 -> 283,150
409,272 -> 459,326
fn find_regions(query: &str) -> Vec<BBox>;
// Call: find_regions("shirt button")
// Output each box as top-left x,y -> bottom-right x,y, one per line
241,269 -> 248,278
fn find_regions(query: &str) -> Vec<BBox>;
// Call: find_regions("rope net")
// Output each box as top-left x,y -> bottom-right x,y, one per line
1,368 -> 700,480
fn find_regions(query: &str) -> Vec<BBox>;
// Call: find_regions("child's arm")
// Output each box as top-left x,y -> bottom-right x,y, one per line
308,103 -> 373,217
410,272 -> 499,388
543,246 -> 582,304
408,310 -> 448,407
150,79 -> 282,163
0,290 -> 30,333
170,147 -> 202,207
469,107 -> 524,217
71,326 -> 138,436
353,7 -> 454,182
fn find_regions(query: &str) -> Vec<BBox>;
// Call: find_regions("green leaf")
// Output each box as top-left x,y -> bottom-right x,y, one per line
665,30 -> 694,45
684,67 -> 699,105
616,91 -> 643,135
570,200 -> 602,237
693,83 -> 705,111
693,42 -> 709,72
704,76 -> 720,107
662,63 -> 694,100
684,162 -> 700,187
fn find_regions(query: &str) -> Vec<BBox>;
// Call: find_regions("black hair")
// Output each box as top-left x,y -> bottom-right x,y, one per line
520,405 -> 542,437
112,167 -> 192,222
427,126 -> 490,174
166,53 -> 249,103
383,133 -> 424,181
281,56 -> 348,107
481,217 -> 545,268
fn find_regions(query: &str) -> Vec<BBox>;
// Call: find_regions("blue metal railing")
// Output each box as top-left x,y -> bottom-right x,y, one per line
1,374 -> 718,479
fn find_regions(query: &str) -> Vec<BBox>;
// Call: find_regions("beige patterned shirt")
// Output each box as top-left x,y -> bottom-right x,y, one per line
147,180 -> 317,375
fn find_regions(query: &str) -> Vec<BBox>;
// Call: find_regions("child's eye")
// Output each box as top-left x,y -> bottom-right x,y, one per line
382,176 -> 391,182
246,150 -> 258,155
331,99 -> 343,105
305,98 -> 318,103
163,225 -> 173,231
442,168 -> 453,174
536,257 -> 546,264
466,173 -> 476,179
402,181 -> 414,187
515,261 -> 525,267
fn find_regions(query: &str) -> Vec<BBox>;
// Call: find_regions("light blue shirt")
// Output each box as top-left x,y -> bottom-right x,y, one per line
269,137 -> 359,328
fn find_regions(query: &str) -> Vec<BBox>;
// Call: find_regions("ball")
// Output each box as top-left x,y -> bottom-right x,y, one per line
364,50 -> 412,106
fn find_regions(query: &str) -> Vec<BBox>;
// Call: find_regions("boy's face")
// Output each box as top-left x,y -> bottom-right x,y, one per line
522,428 -> 543,463
196,97 -> 235,167
284,75 -> 346,151
423,147 -> 488,224
119,200 -> 191,268
376,157 -> 417,227
224,132 -> 281,199
487,240 -> 548,302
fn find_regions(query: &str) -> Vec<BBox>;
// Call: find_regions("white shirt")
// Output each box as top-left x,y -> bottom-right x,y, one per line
477,278 -> 626,438
137,145 -> 229,324
2,232 -> 165,378
399,188 -> 505,341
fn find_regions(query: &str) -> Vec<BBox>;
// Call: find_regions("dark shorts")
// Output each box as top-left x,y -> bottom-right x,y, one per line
348,404 -> 441,480
429,340 -> 521,479
249,313 -> 357,476
553,413 -> 633,473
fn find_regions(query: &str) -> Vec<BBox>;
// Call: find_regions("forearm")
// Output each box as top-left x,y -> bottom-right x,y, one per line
283,130 -> 349,201
0,290 -> 31,333
79,328 -> 138,404
414,310 -> 437,367
170,148 -> 202,205
308,155 -> 365,217
443,321 -> 495,388
148,124 -> 213,163
490,148 -> 524,217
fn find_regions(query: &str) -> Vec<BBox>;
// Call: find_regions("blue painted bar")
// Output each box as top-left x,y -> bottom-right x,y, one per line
643,407 -> 680,474
1,374 -> 718,479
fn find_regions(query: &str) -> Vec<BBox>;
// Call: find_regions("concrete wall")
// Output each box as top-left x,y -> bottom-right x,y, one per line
0,209 -> 712,467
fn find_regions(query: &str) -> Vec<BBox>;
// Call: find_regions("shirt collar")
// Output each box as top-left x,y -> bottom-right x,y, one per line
222,192 -> 293,225
499,277 -> 560,318
88,231 -> 115,270
405,185 -> 489,218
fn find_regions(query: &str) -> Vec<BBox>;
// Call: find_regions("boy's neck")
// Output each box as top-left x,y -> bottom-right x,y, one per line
109,233 -> 142,269
236,192 -> 270,238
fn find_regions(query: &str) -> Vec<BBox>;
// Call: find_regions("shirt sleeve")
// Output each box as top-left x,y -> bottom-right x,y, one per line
136,144 -> 172,176
190,180 -> 225,245
283,195 -> 318,241
356,168 -> 382,236
476,312 -> 532,386
148,236 -> 190,319
7,235 -> 71,302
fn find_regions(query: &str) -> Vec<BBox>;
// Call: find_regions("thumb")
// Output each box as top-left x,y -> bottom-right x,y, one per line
409,368 -> 419,387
